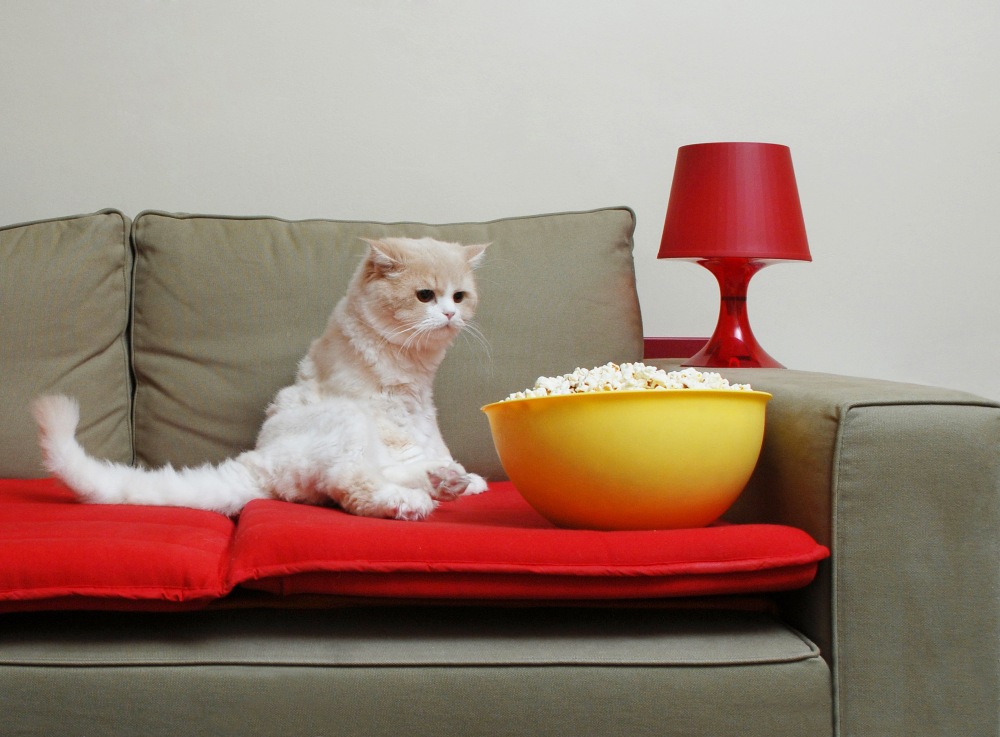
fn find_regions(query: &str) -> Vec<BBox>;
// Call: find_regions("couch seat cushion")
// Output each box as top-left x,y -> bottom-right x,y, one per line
229,482 -> 828,601
0,479 -> 235,611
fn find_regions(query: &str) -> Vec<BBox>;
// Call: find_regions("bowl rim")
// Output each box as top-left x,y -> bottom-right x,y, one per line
481,387 -> 772,412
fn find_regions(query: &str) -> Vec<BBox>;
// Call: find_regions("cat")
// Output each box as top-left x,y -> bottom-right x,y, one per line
32,236 -> 489,521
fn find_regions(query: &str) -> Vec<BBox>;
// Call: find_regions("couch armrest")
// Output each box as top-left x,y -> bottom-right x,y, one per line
647,364 -> 1000,736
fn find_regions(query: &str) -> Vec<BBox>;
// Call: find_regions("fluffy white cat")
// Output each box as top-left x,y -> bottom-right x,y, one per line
33,236 -> 489,520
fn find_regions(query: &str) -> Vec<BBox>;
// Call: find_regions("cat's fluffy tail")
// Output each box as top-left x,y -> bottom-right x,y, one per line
32,395 -> 268,516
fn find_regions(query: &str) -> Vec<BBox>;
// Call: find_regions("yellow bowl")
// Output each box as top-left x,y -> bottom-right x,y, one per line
482,389 -> 771,530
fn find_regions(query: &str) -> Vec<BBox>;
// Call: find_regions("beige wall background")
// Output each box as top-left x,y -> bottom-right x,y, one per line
2,1 -> 998,399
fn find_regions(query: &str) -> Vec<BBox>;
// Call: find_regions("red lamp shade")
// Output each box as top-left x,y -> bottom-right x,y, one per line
658,142 -> 811,368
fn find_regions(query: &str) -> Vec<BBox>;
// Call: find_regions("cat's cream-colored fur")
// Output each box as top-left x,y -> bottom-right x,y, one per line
32,237 -> 488,520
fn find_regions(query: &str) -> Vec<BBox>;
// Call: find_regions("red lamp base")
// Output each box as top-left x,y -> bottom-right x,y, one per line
683,258 -> 785,369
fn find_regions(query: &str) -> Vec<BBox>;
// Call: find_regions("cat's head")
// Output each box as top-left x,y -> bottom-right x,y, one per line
355,236 -> 488,350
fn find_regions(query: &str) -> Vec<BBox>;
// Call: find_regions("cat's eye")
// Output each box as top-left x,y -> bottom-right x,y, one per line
453,291 -> 466,303
416,289 -> 435,303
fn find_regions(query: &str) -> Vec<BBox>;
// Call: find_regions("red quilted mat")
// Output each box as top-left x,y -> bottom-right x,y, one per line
0,479 -> 828,610
0,478 -> 234,611
229,481 -> 829,601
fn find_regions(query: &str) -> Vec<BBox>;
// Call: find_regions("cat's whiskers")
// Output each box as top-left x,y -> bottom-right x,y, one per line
454,323 -> 493,378
382,318 -> 448,355
379,323 -> 421,355
458,320 -> 492,363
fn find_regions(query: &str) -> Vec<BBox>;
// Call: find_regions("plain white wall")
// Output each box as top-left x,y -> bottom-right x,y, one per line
2,0 -> 998,399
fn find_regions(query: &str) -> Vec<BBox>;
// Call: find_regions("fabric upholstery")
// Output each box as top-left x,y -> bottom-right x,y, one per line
129,209 -> 643,478
0,608 -> 832,737
830,403 -> 1000,737
695,366 -> 1000,737
0,210 -> 133,477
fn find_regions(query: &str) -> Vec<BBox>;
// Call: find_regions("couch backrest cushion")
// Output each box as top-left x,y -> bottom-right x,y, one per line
130,208 -> 642,479
0,210 -> 133,477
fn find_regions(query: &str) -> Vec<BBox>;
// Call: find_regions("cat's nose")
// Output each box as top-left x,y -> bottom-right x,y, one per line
443,310 -> 456,321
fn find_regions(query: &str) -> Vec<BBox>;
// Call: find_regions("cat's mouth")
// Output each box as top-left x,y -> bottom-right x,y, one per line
434,314 -> 464,332
432,322 -> 463,340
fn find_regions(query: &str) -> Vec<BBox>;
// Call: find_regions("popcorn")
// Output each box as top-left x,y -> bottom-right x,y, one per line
502,362 -> 751,401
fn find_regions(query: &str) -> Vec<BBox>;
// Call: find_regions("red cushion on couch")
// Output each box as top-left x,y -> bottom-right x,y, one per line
229,482 -> 829,601
0,478 -> 235,611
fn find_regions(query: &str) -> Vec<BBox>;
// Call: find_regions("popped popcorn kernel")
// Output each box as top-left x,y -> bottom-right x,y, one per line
503,362 -> 751,401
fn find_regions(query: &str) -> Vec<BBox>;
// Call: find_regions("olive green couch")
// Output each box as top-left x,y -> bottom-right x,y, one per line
0,208 -> 997,737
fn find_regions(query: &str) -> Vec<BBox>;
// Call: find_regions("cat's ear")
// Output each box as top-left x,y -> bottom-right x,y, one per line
361,238 -> 404,277
463,243 -> 489,269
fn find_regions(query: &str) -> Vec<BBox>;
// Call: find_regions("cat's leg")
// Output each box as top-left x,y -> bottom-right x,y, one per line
381,458 -> 486,501
348,478 -> 437,520
263,405 -> 438,521
321,465 -> 437,521
416,423 -> 488,497
383,460 -> 456,500
263,456 -> 436,521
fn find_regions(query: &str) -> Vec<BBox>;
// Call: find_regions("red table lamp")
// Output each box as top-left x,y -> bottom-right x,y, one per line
659,142 -> 811,368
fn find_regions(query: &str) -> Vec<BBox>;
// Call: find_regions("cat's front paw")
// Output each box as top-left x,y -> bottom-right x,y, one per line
349,484 -> 436,521
463,473 -> 488,495
427,468 -> 489,500
390,499 -> 436,521
427,466 -> 470,501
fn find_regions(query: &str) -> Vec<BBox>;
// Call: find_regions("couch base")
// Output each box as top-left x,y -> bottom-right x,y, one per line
0,607 -> 831,737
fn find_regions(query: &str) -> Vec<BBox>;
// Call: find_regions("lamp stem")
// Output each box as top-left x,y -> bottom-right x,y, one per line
683,258 -> 785,369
